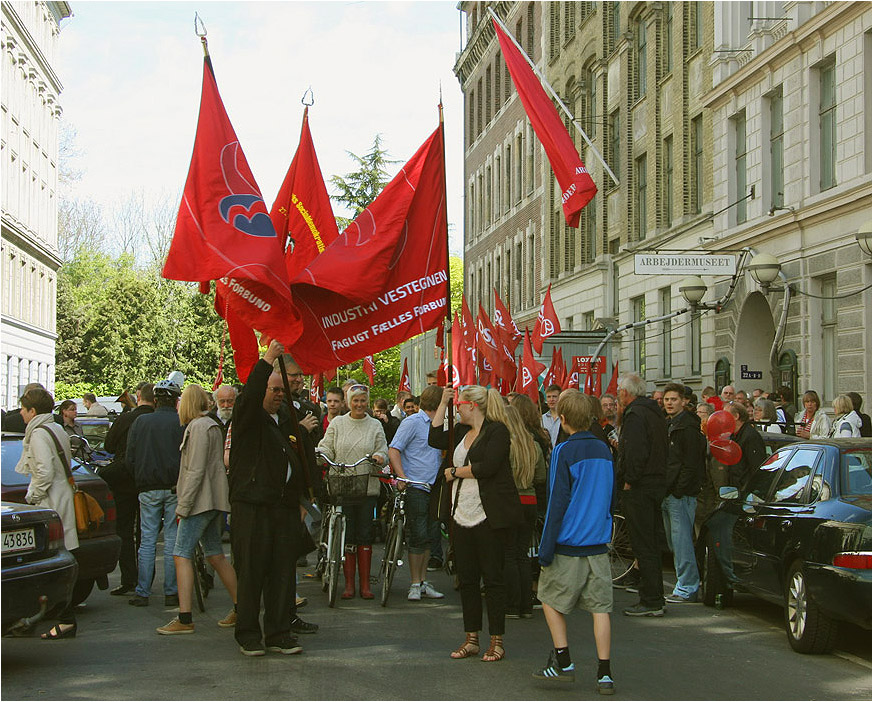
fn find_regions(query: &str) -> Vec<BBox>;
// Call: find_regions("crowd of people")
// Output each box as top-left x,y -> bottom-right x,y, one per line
4,352 -> 870,691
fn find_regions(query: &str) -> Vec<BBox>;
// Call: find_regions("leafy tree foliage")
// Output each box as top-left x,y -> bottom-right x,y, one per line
329,134 -> 399,230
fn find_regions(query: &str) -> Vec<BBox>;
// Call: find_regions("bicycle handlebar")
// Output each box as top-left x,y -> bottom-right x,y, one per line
314,451 -> 377,470
378,473 -> 432,490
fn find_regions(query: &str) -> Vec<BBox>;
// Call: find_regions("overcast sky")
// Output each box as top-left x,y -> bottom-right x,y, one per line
58,0 -> 465,254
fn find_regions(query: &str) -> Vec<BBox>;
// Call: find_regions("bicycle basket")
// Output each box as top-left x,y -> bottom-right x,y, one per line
327,471 -> 370,500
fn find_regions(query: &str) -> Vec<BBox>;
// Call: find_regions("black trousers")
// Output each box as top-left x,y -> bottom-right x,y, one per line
504,503 -> 536,615
622,486 -> 666,607
453,520 -> 508,636
114,491 -> 140,587
231,502 -> 300,646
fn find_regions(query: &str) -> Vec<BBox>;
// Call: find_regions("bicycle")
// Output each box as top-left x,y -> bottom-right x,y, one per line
314,451 -> 377,608
608,512 -> 635,582
376,473 -> 431,607
191,543 -> 213,613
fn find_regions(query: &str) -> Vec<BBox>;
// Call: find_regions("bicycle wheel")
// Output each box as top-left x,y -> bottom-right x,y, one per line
327,514 -> 344,608
380,519 -> 403,607
192,545 -> 206,613
609,514 -> 635,582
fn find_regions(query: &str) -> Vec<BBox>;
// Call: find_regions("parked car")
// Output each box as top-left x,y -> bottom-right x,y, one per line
698,438 -> 872,653
2,501 -> 78,635
1,433 -> 121,606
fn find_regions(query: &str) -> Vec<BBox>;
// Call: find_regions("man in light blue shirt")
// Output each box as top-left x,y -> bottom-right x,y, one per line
542,384 -> 563,448
388,384 -> 445,601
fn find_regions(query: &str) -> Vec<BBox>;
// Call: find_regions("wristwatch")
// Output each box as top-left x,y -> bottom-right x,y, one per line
451,466 -> 457,477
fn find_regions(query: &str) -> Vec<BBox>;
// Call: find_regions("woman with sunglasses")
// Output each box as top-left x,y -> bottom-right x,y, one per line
429,385 -> 522,663
317,384 -> 388,599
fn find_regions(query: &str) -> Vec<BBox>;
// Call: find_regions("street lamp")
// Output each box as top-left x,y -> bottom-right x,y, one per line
679,276 -> 708,307
856,221 -> 872,256
748,252 -> 782,292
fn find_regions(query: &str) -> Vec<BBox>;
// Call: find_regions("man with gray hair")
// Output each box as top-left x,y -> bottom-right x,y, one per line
616,373 -> 668,617
209,385 -> 237,438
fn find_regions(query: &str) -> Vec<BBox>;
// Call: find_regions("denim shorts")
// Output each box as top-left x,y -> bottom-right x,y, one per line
403,487 -> 432,554
173,509 -> 226,559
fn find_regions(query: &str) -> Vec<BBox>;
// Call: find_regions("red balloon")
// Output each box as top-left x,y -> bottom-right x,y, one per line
707,410 -> 736,441
710,438 -> 743,466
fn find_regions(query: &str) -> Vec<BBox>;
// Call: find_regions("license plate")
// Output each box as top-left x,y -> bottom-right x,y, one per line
2,528 -> 36,554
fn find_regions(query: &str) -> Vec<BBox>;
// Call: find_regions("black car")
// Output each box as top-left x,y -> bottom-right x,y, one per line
2,501 -> 78,635
1,433 -> 121,606
698,438 -> 871,653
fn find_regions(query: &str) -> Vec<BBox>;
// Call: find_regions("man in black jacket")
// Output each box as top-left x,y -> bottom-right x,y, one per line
661,383 -> 706,604
229,341 -> 306,657
103,382 -> 154,596
617,373 -> 668,617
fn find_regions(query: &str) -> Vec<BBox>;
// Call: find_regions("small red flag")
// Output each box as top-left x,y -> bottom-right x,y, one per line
604,361 -> 619,396
450,313 -> 465,389
398,358 -> 411,393
531,284 -> 562,354
493,289 -> 522,353
518,328 -> 546,403
492,18 -> 596,227
270,107 -> 340,282
363,355 -> 375,386
460,297 -> 478,384
310,373 -> 323,403
554,347 -> 568,389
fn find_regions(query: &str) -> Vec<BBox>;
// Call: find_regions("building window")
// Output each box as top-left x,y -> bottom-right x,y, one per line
549,3 -> 560,61
664,2 -> 673,74
527,233 -> 536,307
664,135 -> 673,227
821,275 -> 837,403
819,57 -> 837,191
769,87 -> 784,210
494,155 -> 501,217
564,2 -> 576,43
734,110 -> 747,224
690,2 -> 702,51
485,66 -> 492,125
526,124 -> 534,194
635,16 -> 647,99
515,241 -> 522,306
635,153 -> 647,239
865,31 -> 871,174
691,114 -> 703,214
611,2 -> 622,52
526,3 -> 535,57
585,194 -> 597,263
504,145 -> 512,213
476,78 -> 483,136
690,312 -> 701,375
468,90 -> 475,145
608,111 -> 621,187
485,165 -> 492,225
586,67 -> 597,138
660,287 -> 672,378
632,295 -> 646,378
515,133 -> 523,201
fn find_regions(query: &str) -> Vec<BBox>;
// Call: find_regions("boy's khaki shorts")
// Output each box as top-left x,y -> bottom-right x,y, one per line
538,552 -> 613,614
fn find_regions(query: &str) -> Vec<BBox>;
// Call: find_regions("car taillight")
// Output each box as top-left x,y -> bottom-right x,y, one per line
104,490 -> 116,522
833,552 -> 872,570
47,516 -> 64,551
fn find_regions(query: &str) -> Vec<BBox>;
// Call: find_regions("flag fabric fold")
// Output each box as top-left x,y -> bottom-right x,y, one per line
162,58 -> 295,345
492,18 -> 597,227
531,284 -> 562,354
363,355 -> 375,386
605,360 -> 619,396
398,358 -> 411,393
492,289 -> 522,353
518,328 -> 546,403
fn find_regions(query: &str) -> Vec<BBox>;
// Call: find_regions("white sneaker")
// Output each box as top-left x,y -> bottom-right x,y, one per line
407,583 -> 422,601
420,581 -> 445,599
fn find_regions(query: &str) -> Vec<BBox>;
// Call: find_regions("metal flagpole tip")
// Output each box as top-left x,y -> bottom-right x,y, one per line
301,87 -> 314,107
194,12 -> 207,37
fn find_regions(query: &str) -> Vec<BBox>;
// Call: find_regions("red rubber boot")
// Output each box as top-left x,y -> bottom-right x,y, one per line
341,546 -> 357,599
358,546 -> 374,599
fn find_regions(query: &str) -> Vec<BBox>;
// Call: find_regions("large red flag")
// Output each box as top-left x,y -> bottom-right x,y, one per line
518,329 -> 546,403
284,126 -> 448,372
363,355 -> 375,386
531,284 -> 562,354
492,18 -> 596,227
492,289 -> 522,353
270,107 -> 340,282
398,358 -> 411,393
163,58 -> 294,345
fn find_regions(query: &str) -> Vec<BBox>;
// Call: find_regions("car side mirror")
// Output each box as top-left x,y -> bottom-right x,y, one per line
718,486 -> 739,501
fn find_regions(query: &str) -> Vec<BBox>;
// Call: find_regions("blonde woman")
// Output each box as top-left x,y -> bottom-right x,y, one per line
157,385 -> 237,635
503,405 -> 547,619
429,385 -> 522,663
830,394 -> 862,437
795,391 -> 831,439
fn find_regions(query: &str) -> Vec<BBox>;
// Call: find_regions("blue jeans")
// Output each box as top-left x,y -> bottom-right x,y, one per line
136,489 -> 179,598
661,494 -> 700,598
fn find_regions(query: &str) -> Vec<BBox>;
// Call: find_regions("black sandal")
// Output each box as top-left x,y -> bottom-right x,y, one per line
41,623 -> 77,640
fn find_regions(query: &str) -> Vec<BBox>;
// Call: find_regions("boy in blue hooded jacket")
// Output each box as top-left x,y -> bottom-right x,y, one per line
532,390 -> 615,695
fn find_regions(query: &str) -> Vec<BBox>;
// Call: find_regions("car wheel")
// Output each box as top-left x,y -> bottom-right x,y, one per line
70,578 -> 95,607
784,560 -> 837,654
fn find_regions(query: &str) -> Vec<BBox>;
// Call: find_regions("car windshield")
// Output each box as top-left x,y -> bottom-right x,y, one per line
841,450 -> 872,497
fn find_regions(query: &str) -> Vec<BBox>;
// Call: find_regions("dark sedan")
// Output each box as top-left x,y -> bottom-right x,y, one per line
698,438 -> 871,653
2,501 -> 78,635
1,433 -> 121,606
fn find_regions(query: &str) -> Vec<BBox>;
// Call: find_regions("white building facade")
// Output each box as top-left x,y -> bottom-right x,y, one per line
1,0 -> 71,408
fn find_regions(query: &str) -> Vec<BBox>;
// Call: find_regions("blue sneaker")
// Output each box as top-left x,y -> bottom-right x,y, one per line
597,674 -> 615,695
532,651 -> 575,683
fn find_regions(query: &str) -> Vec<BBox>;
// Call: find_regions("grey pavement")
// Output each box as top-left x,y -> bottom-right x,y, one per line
2,539 -> 870,701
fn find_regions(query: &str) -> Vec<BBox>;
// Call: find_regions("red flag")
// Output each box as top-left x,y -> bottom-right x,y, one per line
518,329 -> 546,403
324,367 -> 337,383
592,357 -> 604,396
363,355 -> 375,386
450,313 -> 468,389
270,107 -> 340,282
543,346 -> 557,388
605,361 -> 619,396
553,347 -> 568,389
460,297 -> 478,384
437,348 -> 448,386
531,284 -> 562,354
284,126 -> 448,372
398,358 -> 411,393
492,289 -> 522,353
492,18 -> 596,227
583,363 -> 594,394
310,373 -> 323,403
162,58 -> 295,343
435,320 -> 445,349
477,304 -> 515,385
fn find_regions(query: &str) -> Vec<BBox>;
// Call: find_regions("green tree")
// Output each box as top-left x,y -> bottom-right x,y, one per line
329,134 -> 398,229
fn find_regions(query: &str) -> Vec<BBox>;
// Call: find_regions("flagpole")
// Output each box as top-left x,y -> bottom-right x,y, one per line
487,7 -> 618,186
438,99 -> 455,462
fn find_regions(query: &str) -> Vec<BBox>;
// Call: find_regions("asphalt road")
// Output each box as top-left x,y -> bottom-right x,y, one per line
3,539 -> 870,701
